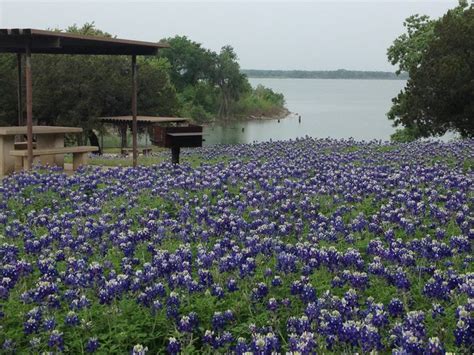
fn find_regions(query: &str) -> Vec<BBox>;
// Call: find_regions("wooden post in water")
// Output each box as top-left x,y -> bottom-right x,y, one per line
25,42 -> 33,170
131,55 -> 138,167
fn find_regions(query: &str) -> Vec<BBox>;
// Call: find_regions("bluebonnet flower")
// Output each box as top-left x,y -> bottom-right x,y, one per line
250,332 -> 280,354
271,275 -> 282,287
44,316 -> 56,331
85,337 -> 99,353
425,337 -> 444,354
288,331 -> 317,353
267,297 -> 278,312
65,310 -> 79,326
167,338 -> 180,354
131,344 -> 148,355
234,337 -> 248,354
178,312 -> 198,333
212,311 -> 227,330
431,303 -> 445,319
454,303 -> 473,347
251,282 -> 268,302
226,278 -> 239,292
48,330 -> 64,351
211,284 -> 225,299
166,292 -> 180,319
2,339 -> 15,352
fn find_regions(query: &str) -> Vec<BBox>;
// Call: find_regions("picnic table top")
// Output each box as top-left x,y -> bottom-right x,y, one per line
0,126 -> 83,135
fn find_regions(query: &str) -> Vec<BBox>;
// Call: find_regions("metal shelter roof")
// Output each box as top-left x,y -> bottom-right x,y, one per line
0,28 -> 169,55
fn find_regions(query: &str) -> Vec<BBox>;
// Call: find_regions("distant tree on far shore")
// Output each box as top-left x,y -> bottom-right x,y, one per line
388,0 -> 473,140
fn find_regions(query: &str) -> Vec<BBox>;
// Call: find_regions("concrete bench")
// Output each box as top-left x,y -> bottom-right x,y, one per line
10,146 -> 98,171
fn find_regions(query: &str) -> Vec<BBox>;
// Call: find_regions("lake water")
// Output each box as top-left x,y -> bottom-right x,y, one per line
203,78 -> 406,145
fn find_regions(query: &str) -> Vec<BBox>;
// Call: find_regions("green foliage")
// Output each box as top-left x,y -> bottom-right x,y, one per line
213,46 -> 250,118
158,36 -> 216,92
231,85 -> 286,118
387,1 -> 473,138
0,54 -> 19,125
387,14 -> 436,75
160,36 -> 285,121
390,126 -> 421,143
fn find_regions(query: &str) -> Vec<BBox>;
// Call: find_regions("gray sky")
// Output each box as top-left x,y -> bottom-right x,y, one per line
0,0 -> 458,71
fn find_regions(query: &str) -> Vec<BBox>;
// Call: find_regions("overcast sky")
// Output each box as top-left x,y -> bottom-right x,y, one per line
0,0 -> 459,71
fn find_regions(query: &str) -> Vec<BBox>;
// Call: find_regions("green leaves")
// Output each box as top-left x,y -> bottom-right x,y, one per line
159,36 -> 285,121
387,1 -> 474,138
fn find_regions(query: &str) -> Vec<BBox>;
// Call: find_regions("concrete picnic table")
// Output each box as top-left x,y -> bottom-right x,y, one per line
0,126 -> 82,176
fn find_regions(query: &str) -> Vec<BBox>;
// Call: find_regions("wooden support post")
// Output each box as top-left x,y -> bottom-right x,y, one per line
131,55 -> 138,167
17,54 -> 23,127
171,146 -> 180,164
25,42 -> 33,170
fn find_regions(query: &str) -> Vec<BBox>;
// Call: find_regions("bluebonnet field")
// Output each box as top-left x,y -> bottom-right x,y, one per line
0,138 -> 473,354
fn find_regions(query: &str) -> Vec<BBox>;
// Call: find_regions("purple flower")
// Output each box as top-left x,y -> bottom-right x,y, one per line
85,337 -> 99,353
48,330 -> 64,351
65,310 -> 79,326
267,297 -> 278,311
167,338 -> 180,354
388,298 -> 404,317
425,337 -> 444,354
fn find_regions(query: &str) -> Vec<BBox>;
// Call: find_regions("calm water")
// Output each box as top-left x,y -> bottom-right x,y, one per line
204,78 -> 406,145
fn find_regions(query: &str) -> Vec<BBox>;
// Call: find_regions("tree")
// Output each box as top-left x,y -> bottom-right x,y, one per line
159,37 -> 252,120
387,1 -> 473,138
213,46 -> 249,118
159,36 -> 216,91
387,14 -> 436,76
0,54 -> 18,126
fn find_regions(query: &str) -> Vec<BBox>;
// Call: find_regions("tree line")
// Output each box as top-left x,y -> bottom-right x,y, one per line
242,69 -> 408,80
0,24 -> 286,145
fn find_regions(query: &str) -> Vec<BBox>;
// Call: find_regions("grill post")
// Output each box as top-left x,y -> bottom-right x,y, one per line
171,146 -> 180,164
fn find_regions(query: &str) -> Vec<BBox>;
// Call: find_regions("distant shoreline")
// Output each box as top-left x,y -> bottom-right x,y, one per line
242,69 -> 408,80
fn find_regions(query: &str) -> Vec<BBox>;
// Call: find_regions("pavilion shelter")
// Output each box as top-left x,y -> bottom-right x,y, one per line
0,28 -> 169,168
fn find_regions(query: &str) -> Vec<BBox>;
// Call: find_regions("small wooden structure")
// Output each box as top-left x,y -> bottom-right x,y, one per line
100,116 -> 203,163
0,28 -> 168,170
